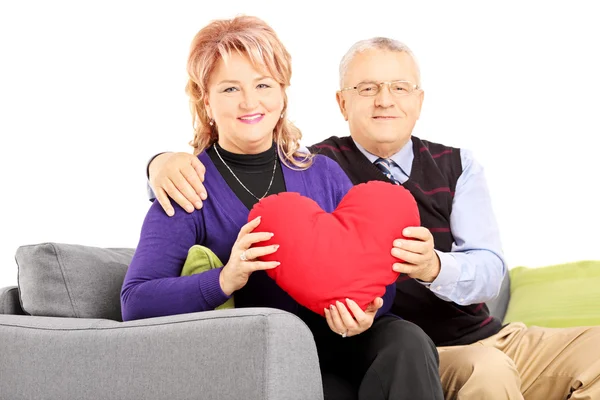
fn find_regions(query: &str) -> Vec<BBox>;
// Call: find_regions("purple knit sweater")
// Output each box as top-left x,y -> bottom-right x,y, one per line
121,151 -> 395,321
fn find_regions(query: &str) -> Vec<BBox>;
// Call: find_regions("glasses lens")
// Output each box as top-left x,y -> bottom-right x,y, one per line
390,81 -> 413,95
357,83 -> 379,96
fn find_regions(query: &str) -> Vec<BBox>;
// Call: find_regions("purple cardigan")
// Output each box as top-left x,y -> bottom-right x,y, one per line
121,152 -> 395,321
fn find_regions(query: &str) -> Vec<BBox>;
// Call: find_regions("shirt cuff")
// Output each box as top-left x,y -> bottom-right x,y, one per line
423,250 -> 461,298
147,182 -> 156,202
197,267 -> 232,309
146,153 -> 165,202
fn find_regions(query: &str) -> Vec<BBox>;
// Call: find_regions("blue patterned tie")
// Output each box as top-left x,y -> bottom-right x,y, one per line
374,158 -> 401,185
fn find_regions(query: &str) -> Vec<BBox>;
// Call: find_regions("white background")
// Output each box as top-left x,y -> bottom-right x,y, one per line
1,1 -> 599,288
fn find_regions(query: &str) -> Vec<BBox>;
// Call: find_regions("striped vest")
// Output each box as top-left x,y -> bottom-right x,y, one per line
309,135 -> 502,346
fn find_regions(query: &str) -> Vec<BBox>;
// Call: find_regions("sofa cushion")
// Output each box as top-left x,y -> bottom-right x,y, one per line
181,244 -> 234,310
16,243 -> 134,321
503,260 -> 600,328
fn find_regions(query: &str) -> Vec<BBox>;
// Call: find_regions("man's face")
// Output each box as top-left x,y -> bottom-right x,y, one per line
336,49 -> 424,157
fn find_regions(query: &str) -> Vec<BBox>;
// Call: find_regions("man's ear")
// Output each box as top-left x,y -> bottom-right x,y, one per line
336,91 -> 349,121
415,90 -> 425,120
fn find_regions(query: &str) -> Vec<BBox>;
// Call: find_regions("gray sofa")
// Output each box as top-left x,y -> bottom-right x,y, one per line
0,243 -> 510,400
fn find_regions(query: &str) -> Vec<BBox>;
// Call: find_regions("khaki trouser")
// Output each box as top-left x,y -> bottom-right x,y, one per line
437,323 -> 600,400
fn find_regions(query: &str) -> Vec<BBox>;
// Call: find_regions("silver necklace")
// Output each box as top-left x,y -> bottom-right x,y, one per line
213,144 -> 278,201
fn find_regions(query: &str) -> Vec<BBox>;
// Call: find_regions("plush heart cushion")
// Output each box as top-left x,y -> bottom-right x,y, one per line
248,181 -> 420,316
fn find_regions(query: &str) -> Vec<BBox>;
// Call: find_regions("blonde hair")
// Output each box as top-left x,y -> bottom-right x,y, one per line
185,16 -> 312,169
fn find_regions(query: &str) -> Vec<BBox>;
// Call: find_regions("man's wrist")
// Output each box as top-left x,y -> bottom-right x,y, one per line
417,254 -> 441,283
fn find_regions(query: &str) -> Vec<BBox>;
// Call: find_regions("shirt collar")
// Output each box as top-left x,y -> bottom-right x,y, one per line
352,137 -> 414,177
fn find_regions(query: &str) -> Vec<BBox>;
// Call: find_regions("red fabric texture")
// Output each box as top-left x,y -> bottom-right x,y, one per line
248,181 -> 420,316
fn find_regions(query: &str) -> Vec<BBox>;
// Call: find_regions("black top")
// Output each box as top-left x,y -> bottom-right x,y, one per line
207,142 -> 335,334
207,142 -> 286,210
309,135 -> 502,346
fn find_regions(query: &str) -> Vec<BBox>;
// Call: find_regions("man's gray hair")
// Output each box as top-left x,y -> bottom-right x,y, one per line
339,37 -> 421,88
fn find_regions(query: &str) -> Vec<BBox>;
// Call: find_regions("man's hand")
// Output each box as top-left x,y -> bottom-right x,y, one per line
391,226 -> 441,282
324,297 -> 383,338
148,152 -> 207,216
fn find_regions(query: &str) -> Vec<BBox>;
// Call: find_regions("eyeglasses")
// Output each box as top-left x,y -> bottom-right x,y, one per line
339,80 -> 420,97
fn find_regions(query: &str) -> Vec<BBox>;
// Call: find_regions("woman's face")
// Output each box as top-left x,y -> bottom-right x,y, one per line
205,53 -> 284,154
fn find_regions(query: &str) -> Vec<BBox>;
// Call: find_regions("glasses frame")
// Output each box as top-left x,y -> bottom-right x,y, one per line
339,80 -> 421,97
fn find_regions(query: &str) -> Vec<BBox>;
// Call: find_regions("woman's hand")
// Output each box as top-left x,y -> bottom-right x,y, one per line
324,297 -> 384,338
220,216 -> 280,295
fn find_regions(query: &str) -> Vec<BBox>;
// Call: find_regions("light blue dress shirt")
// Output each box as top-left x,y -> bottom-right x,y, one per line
353,139 -> 507,306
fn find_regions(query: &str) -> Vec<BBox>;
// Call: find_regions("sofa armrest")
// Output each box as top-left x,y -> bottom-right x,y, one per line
0,308 -> 323,400
0,286 -> 26,315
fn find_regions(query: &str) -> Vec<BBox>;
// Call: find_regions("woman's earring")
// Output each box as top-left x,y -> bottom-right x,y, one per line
209,119 -> 214,126
280,113 -> 284,119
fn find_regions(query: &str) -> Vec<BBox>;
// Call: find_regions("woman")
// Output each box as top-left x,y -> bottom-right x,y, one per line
121,16 -> 425,400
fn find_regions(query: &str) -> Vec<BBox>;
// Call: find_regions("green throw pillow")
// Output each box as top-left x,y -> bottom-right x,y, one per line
503,260 -> 600,328
180,245 -> 234,310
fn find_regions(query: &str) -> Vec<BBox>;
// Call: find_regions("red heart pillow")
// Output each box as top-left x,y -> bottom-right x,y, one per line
247,181 -> 420,316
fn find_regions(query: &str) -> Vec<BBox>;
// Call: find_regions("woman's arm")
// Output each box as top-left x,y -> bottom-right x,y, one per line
120,201 -> 231,321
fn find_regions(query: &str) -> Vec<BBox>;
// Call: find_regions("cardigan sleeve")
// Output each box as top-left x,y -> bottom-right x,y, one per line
120,200 -> 231,321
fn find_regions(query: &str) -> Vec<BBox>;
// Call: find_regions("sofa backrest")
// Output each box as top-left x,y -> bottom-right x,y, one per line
0,286 -> 25,315
14,241 -> 512,323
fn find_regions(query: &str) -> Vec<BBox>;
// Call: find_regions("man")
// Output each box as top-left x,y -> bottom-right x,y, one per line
146,38 -> 600,399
